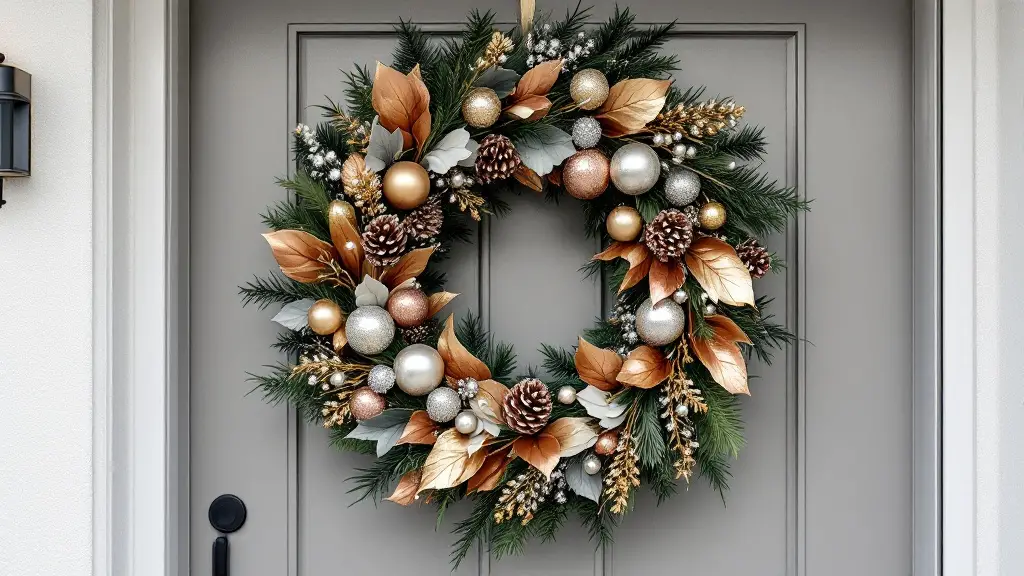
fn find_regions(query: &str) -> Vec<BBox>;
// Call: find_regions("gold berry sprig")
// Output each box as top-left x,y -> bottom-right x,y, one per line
649,99 -> 746,139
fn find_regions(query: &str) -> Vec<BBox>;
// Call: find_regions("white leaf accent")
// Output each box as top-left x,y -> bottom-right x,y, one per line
272,299 -> 315,330
365,116 -> 404,173
467,431 -> 490,455
565,459 -> 602,503
420,129 -> 474,174
345,409 -> 413,457
458,139 -> 480,168
354,275 -> 390,307
576,386 -> 628,430
474,67 -> 521,98
513,125 -> 576,176
470,396 -> 501,425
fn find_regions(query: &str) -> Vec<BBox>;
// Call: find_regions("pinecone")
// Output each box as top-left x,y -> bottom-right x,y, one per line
503,378 -> 552,435
475,134 -> 521,183
736,238 -> 771,279
401,318 -> 438,345
643,209 -> 694,263
361,214 -> 408,267
403,196 -> 444,241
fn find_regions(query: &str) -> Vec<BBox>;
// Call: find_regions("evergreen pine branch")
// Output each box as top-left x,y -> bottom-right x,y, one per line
239,272 -> 353,311
342,64 -> 376,121
642,453 -> 680,504
346,444 -> 430,504
247,363 -> 322,421
451,492 -> 499,569
552,1 -> 592,43
261,196 -> 331,240
575,498 -> 616,546
616,21 -> 676,63
692,367 -> 745,459
392,20 -> 440,79
691,161 -> 808,237
618,53 -> 680,81
272,330 -> 317,356
588,6 -> 637,57
633,390 -> 669,467
705,125 -> 767,162
722,296 -> 796,364
276,171 -> 331,214
695,446 -> 732,502
540,344 -> 577,380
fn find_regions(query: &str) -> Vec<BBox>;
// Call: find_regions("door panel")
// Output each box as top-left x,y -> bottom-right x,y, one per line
190,1 -> 912,575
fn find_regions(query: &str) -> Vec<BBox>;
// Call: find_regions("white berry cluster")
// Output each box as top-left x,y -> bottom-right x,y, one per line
294,124 -> 343,183
525,25 -> 596,72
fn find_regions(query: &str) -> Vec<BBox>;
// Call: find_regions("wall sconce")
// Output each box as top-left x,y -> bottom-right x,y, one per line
0,53 -> 31,209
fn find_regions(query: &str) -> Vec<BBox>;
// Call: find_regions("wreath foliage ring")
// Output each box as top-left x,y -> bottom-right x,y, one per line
241,4 -> 806,567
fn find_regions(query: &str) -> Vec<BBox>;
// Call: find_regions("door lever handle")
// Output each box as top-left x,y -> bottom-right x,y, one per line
209,494 -> 247,576
213,536 -> 229,576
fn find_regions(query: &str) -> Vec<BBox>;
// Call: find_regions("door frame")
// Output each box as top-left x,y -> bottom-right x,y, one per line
91,0 -> 959,574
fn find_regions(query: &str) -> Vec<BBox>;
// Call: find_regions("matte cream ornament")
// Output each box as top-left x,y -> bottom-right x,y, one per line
344,305 -> 396,355
393,343 -> 445,396
454,410 -> 480,435
349,387 -> 386,421
662,167 -> 701,207
594,430 -> 619,455
609,143 -> 661,196
426,387 -> 462,423
698,201 -> 727,230
562,149 -> 610,200
569,68 -> 610,110
386,287 -> 430,328
556,385 -> 577,405
635,297 -> 686,346
582,453 -> 603,475
307,299 -> 344,335
329,371 -> 347,388
461,87 -> 502,128
382,161 -> 431,210
605,205 -> 643,241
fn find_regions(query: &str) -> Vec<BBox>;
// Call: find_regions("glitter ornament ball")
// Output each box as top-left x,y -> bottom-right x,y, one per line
571,117 -> 602,149
393,343 -> 444,396
594,431 -> 619,455
382,161 -> 430,210
562,149 -> 610,200
663,168 -> 702,207
454,411 -> 480,435
386,287 -> 430,328
698,201 -> 727,230
605,205 -> 643,242
461,87 -> 502,128
344,305 -> 396,355
426,387 -> 462,423
635,297 -> 686,346
610,143 -> 661,196
367,364 -> 396,394
570,69 -> 610,110
583,453 -> 603,475
349,387 -> 386,421
556,385 -> 577,405
307,299 -> 343,335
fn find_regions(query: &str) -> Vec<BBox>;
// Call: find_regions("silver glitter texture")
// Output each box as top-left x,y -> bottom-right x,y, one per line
367,365 -> 396,394
426,387 -> 462,423
571,117 -> 602,149
634,297 -> 686,346
344,305 -> 396,355
663,168 -> 701,207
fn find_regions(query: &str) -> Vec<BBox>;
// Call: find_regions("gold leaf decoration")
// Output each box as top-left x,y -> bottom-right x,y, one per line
689,313 -> 751,395
512,432 -> 561,478
262,230 -> 337,283
544,417 -> 598,457
437,314 -> 492,382
593,241 -> 653,292
649,259 -> 686,304
505,59 -> 561,121
417,429 -> 487,493
386,470 -> 421,505
705,314 -> 752,345
616,345 -> 671,389
331,325 -> 348,352
397,410 -> 439,445
371,62 -> 431,154
427,292 -> 459,317
574,336 -> 623,392
466,447 -> 512,494
341,154 -> 368,194
684,237 -> 756,307
513,165 -> 544,192
596,78 -> 672,138
379,246 -> 436,289
328,200 -> 364,276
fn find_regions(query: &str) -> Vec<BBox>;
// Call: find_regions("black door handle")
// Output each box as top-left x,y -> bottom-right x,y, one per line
209,494 -> 247,576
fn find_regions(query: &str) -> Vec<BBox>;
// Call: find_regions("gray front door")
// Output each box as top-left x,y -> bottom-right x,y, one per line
189,1 -> 914,574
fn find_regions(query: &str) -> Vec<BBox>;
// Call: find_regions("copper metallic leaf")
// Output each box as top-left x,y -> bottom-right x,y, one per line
466,447 -> 513,493
512,432 -> 561,478
512,165 -> 544,192
596,78 -> 672,138
262,230 -> 336,283
592,241 -> 653,293
705,314 -> 752,345
407,65 -> 432,158
689,329 -> 749,395
505,95 -> 552,121
616,345 -> 671,389
684,237 -> 756,307
386,470 -> 421,505
417,429 -> 487,493
371,62 -> 430,153
510,59 -> 561,100
575,336 -> 623,392
341,154 -> 368,194
379,246 -> 436,289
649,259 -> 686,304
427,292 -> 459,317
397,410 -> 439,445
332,326 -> 348,352
328,200 -> 364,276
437,314 -> 492,382
470,379 -> 509,425
544,417 -> 599,457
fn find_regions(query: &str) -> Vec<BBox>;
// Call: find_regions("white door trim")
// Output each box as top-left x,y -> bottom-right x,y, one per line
92,1 -> 952,574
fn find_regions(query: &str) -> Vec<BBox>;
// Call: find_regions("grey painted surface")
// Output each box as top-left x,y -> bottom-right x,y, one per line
189,1 -> 913,575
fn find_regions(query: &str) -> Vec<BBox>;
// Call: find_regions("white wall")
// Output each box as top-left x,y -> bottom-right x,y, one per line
0,2 -> 93,575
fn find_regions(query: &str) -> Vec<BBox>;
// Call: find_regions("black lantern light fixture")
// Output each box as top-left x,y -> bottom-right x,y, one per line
0,53 -> 31,209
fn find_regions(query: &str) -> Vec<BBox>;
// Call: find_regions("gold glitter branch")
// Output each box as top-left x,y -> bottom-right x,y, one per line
649,99 -> 746,139
661,342 -> 705,481
495,467 -> 546,525
292,352 -> 372,428
603,402 -> 641,515
475,31 -> 514,71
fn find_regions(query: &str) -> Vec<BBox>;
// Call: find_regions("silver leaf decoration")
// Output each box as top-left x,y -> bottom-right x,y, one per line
420,129 -> 474,174
345,409 -> 413,457
474,67 -> 521,99
271,299 -> 315,330
576,386 -> 629,429
354,275 -> 390,307
457,139 -> 480,168
565,459 -> 603,503
513,125 -> 576,176
365,116 -> 404,173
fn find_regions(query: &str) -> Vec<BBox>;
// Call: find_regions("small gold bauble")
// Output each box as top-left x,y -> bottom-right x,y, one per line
570,69 -> 610,111
329,199 -> 358,228
349,387 -> 386,421
606,206 -> 643,241
594,430 -> 619,456
307,299 -> 343,335
698,201 -> 727,230
461,87 -> 502,128
382,161 -> 430,210
386,287 -> 430,329
562,149 -> 610,200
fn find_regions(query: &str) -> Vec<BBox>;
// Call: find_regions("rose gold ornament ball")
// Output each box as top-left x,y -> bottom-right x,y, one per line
698,201 -> 727,230
594,430 -> 619,455
562,149 -> 610,200
386,287 -> 430,328
383,161 -> 431,210
307,299 -> 343,335
605,205 -> 643,241
349,387 -> 386,421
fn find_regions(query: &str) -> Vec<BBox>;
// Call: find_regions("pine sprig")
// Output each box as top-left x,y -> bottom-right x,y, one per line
391,20 -> 440,78
342,64 -> 375,121
239,272 -> 353,311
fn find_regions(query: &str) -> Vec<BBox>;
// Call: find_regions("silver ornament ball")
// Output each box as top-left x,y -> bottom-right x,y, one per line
329,371 -> 347,387
556,385 -> 577,405
393,343 -> 445,396
635,297 -> 686,346
583,453 -> 602,475
571,117 -> 602,149
367,364 -> 396,394
671,288 -> 689,305
454,411 -> 480,434
663,167 -> 701,207
609,143 -> 661,196
426,387 -> 462,423
344,305 -> 396,355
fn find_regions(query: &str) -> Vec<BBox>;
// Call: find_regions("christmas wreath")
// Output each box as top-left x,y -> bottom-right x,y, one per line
241,3 -> 806,567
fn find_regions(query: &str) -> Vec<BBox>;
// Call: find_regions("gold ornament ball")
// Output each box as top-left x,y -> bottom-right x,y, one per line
329,199 -> 358,228
606,206 -> 643,241
349,387 -> 386,421
462,87 -> 502,128
698,201 -> 727,230
594,430 -> 619,456
386,287 -> 430,329
307,299 -> 343,335
382,161 -> 431,210
570,69 -> 610,110
562,149 -> 610,200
